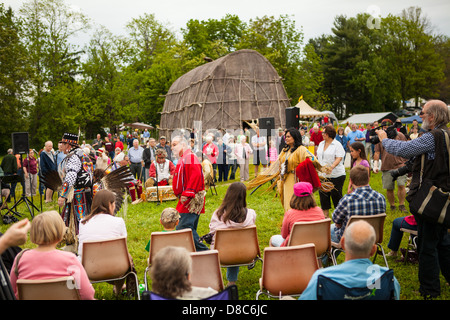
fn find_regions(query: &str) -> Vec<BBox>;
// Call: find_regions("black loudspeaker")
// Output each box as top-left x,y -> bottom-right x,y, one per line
12,132 -> 29,155
285,107 -> 300,129
258,117 -> 275,134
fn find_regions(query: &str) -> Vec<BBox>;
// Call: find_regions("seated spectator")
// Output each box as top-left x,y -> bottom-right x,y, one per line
331,165 -> 386,243
299,220 -> 401,300
78,189 -> 135,296
150,246 -> 217,299
270,182 -> 324,247
145,208 -> 180,252
145,148 -> 175,188
9,211 -> 95,300
387,215 -> 418,257
209,181 -> 256,286
113,147 -> 125,163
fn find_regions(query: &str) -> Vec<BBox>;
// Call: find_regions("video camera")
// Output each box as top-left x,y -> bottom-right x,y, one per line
370,121 -> 402,144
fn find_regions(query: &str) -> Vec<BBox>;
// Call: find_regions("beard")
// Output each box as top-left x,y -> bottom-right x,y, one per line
422,118 -> 431,131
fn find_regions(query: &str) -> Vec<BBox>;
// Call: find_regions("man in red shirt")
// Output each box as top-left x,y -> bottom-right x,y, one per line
171,135 -> 208,251
114,136 -> 124,151
310,125 -> 324,155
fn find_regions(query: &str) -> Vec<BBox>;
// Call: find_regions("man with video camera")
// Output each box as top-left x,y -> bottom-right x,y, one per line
375,100 -> 450,299
372,119 -> 408,212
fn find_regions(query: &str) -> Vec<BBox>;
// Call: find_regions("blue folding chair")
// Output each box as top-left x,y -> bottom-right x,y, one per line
317,269 -> 396,300
142,284 -> 239,300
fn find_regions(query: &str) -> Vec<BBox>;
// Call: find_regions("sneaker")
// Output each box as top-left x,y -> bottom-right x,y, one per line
387,251 -> 398,257
399,205 -> 407,213
390,205 -> 397,211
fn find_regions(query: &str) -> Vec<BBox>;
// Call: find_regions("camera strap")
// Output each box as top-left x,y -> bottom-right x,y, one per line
419,129 -> 450,186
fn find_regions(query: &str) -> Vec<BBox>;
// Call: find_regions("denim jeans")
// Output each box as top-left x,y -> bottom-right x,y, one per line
176,212 -> 209,251
387,217 -> 417,251
226,266 -> 240,282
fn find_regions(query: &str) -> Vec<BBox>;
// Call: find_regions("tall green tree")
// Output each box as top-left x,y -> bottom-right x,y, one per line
236,15 -> 304,102
0,4 -> 29,153
18,0 -> 90,147
382,7 -> 445,107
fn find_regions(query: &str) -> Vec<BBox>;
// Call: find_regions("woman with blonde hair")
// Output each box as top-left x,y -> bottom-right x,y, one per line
9,211 -> 95,300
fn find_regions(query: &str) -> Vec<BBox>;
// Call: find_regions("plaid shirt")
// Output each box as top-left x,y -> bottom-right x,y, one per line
332,186 -> 386,240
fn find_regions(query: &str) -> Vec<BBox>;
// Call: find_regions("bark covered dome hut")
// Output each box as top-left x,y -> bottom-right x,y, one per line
159,49 -> 290,138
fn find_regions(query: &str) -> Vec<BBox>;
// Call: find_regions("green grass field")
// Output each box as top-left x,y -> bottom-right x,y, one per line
1,165 -> 449,301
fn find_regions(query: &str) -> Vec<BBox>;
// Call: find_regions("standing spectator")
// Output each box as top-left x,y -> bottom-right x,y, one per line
251,128 -> 268,177
235,135 -> 252,182
216,138 -> 228,182
375,99 -> 450,299
346,123 -> 365,149
226,136 -> 238,180
373,119 -> 408,212
299,128 -> 310,147
277,128 -> 286,154
142,128 -> 150,145
267,139 -> 278,165
128,139 -> 144,180
364,123 -> 374,161
114,135 -> 124,151
202,135 -> 218,182
157,136 -> 172,161
39,141 -> 56,203
22,149 -> 38,198
55,142 -> 66,172
1,149 -> 18,201
309,126 -> 323,156
316,125 -> 346,218
91,134 -> 103,151
104,136 -> 115,159
209,182 -> 256,286
335,127 -> 348,162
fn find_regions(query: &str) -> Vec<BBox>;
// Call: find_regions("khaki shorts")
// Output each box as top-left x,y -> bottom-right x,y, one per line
382,171 -> 407,190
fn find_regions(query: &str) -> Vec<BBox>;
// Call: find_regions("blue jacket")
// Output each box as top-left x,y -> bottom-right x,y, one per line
39,151 -> 57,175
336,135 -> 349,152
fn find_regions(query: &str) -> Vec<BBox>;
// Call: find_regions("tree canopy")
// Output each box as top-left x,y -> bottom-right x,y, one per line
0,1 -> 448,153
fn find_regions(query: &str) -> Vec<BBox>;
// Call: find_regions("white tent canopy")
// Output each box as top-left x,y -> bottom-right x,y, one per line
340,112 -> 398,125
294,99 -> 327,119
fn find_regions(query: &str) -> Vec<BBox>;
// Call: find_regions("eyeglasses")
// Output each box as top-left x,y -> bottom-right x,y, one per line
419,110 -> 427,116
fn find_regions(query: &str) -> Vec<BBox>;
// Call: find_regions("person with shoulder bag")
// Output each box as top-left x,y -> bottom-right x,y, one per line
375,100 -> 450,299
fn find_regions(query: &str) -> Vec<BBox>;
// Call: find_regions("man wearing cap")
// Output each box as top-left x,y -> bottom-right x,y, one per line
57,133 -> 94,250
157,136 -> 172,161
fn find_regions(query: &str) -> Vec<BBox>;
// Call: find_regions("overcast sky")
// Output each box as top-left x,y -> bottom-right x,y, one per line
2,0 -> 449,47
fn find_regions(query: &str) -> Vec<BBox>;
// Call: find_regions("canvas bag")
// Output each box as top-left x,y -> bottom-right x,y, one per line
409,129 -> 450,228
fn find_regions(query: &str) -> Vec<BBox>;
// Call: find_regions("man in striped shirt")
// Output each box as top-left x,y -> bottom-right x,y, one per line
331,165 -> 386,243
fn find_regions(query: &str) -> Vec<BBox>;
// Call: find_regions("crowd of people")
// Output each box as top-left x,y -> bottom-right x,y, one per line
1,99 -> 449,301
